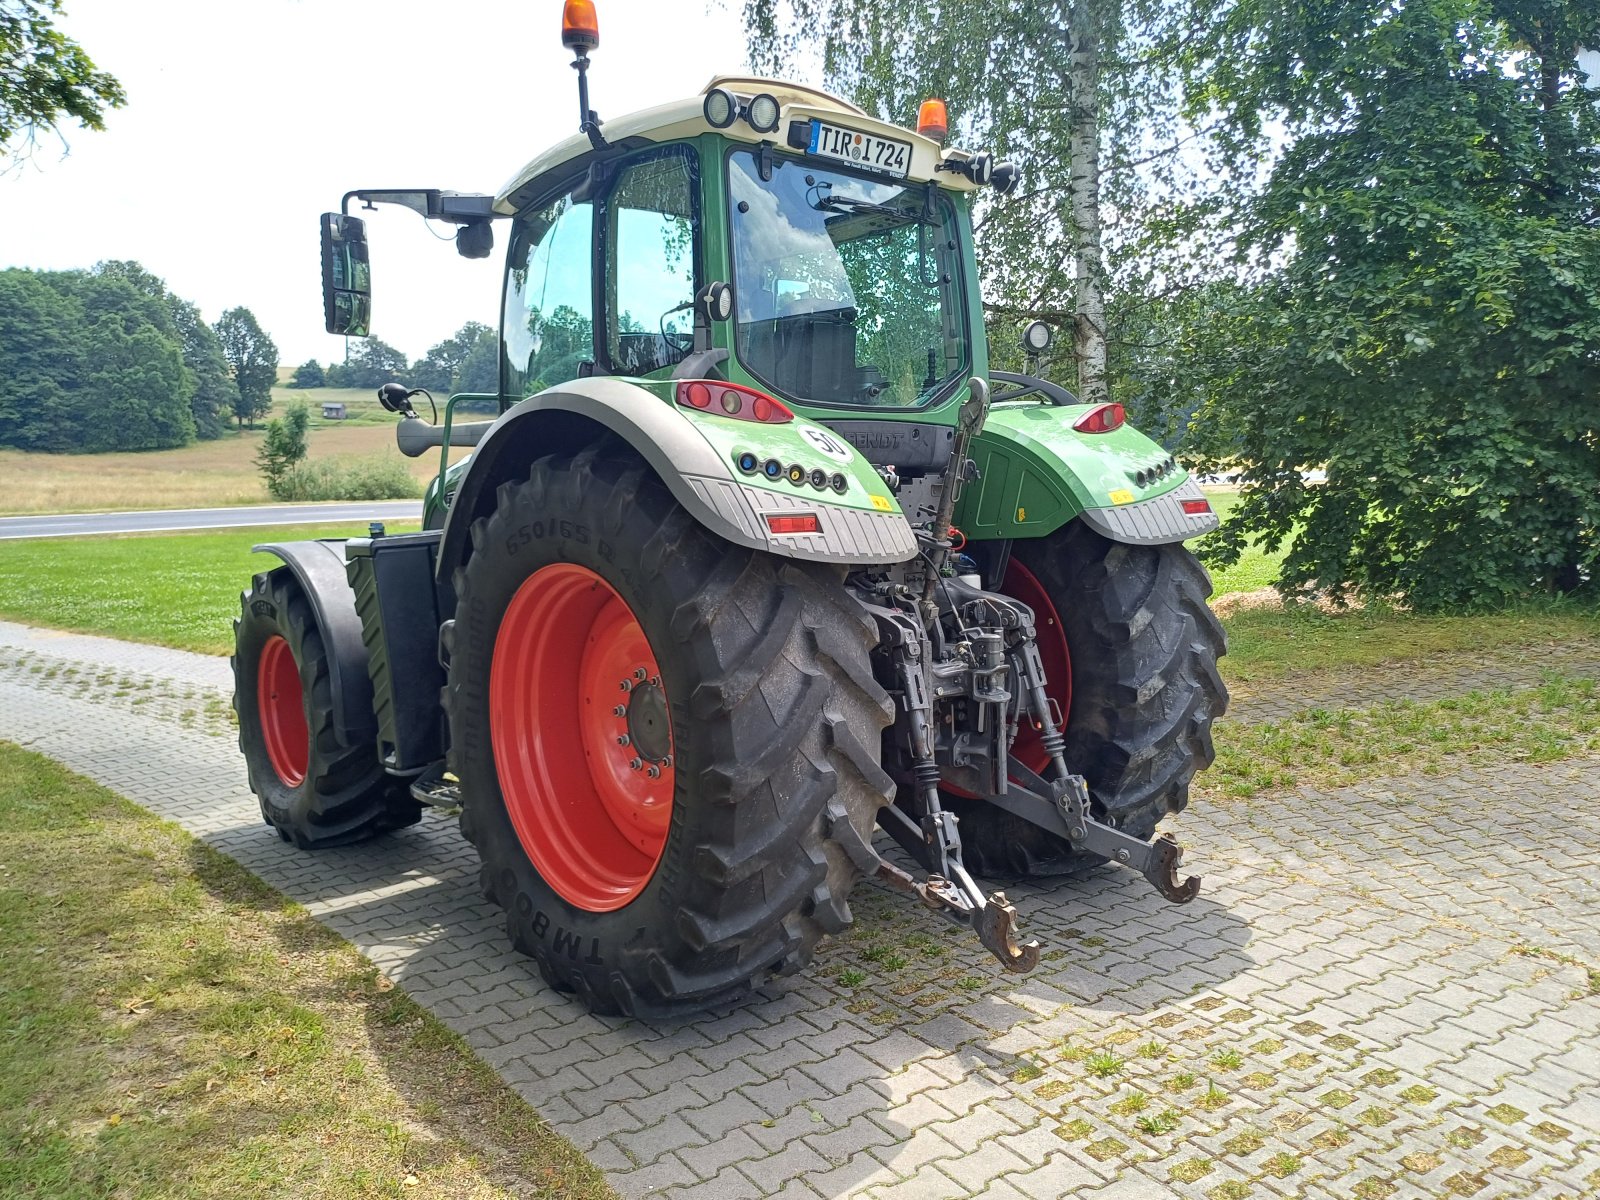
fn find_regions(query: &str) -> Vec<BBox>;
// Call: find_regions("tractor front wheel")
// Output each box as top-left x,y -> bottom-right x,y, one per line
446,443 -> 892,1016
233,569 -> 421,848
951,520 -> 1227,877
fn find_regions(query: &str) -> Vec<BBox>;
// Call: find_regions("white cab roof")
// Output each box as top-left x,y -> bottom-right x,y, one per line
494,75 -> 978,214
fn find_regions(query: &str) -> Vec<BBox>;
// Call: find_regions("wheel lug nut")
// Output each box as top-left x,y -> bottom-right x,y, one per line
630,757 -> 643,770
661,755 -> 672,768
617,734 -> 630,747
647,765 -> 661,779
633,667 -> 648,681
613,705 -> 627,717
620,679 -> 632,692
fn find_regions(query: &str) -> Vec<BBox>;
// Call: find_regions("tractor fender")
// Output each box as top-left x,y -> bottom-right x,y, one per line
434,377 -> 917,595
251,539 -> 376,748
958,404 -> 1221,545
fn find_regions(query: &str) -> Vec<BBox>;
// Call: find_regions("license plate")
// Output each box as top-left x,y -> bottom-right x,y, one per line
807,119 -> 911,177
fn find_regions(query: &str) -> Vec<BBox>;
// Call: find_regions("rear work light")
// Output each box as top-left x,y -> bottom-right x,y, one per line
1182,498 -> 1212,516
1072,402 -> 1125,434
765,514 -> 821,535
676,380 -> 793,424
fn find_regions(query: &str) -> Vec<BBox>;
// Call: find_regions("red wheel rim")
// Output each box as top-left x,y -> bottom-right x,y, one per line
257,634 -> 308,787
489,563 -> 674,912
1002,557 -> 1073,775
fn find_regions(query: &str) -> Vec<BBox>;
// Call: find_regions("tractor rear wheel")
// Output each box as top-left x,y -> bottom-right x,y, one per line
233,568 -> 421,847
445,443 -> 892,1016
951,520 -> 1227,877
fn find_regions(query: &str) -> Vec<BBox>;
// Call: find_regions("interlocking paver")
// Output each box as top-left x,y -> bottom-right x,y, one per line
2,616 -> 1599,1200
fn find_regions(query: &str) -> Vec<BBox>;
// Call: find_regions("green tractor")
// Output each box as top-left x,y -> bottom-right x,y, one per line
232,2 -> 1226,1017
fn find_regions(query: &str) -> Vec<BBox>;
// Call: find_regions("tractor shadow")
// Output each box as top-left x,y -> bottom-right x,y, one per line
185,811 -> 1254,1197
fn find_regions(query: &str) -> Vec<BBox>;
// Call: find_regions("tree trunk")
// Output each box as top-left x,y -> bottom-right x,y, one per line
1067,0 -> 1107,403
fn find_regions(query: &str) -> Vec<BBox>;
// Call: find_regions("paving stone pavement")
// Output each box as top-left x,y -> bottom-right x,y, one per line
2,618 -> 1598,1200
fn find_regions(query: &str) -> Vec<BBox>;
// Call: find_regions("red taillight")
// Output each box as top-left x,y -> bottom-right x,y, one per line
765,514 -> 821,535
1072,402 -> 1125,434
1182,498 -> 1212,516
676,380 -> 793,423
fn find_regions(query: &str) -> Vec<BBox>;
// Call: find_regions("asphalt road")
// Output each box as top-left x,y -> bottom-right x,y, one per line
0,500 -> 425,541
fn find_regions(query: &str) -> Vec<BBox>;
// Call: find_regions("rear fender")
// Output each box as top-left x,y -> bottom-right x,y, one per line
251,539 -> 375,747
957,403 -> 1220,545
433,377 -> 916,603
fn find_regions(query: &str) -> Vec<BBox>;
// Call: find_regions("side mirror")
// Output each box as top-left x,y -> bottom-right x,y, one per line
321,213 -> 372,337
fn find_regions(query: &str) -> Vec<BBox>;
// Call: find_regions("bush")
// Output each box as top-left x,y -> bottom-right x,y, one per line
271,454 -> 421,502
257,402 -> 310,499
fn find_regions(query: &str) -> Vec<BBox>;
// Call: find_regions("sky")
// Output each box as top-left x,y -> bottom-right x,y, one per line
0,0 -> 752,366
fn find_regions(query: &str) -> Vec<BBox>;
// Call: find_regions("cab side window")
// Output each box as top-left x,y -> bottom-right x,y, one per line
503,191 -> 595,398
605,150 -> 698,376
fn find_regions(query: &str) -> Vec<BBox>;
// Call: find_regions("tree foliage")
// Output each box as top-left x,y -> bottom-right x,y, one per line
1179,0 -> 1600,609
0,0 -> 125,158
214,306 -> 278,429
288,359 -> 326,389
256,400 -> 310,500
324,336 -> 408,390
0,266 -> 199,451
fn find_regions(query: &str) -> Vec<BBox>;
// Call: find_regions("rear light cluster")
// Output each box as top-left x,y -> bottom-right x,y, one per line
1134,456 -> 1179,487
677,380 -> 793,424
1071,402 -> 1125,434
1182,498 -> 1213,516
734,450 -> 848,494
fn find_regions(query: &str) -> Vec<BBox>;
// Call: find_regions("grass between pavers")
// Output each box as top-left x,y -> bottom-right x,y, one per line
0,740 -> 614,1200
0,523 -> 419,654
1204,673 -> 1600,799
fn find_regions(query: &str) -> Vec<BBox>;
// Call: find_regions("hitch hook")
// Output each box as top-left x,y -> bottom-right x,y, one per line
975,891 -> 1040,973
1143,833 -> 1201,904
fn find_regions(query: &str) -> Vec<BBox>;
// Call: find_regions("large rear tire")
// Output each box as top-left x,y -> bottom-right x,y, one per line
951,520 -> 1227,877
445,443 -> 892,1017
233,568 -> 422,848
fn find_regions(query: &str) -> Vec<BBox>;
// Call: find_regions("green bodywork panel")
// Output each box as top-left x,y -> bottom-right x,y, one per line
417,132 -> 1189,542
421,378 -> 900,529
955,402 -> 1188,540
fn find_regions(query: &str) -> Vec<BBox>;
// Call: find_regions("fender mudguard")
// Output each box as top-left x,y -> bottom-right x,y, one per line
251,539 -> 376,748
433,377 -> 917,595
956,402 -> 1221,545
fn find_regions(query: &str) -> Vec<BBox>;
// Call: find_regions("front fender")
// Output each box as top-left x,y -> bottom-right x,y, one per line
956,403 -> 1220,544
434,378 -> 916,594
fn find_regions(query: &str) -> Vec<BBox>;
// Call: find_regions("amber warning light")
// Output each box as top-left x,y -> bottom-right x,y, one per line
917,98 -> 948,143
562,0 -> 600,50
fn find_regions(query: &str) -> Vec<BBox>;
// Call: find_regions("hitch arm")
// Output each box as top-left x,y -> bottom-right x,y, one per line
1000,764 -> 1202,904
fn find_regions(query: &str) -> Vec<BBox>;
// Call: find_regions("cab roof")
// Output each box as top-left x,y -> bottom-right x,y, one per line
494,74 -> 979,215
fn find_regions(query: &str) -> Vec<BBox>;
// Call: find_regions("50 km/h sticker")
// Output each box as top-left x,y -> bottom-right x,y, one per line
800,426 -> 854,462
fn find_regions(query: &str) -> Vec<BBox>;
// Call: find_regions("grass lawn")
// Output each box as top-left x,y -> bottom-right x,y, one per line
0,523 -> 418,655
1205,672 -> 1600,798
0,391 -> 469,517
0,741 -> 614,1199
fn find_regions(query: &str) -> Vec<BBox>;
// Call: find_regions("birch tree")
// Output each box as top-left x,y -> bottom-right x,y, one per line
742,0 -> 1191,405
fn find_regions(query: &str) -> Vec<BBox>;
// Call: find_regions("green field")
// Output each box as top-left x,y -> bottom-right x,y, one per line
0,523 -> 417,654
3,519 -> 1594,682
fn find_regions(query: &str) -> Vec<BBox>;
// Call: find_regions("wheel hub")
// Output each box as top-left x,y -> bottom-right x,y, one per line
624,680 -> 671,764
